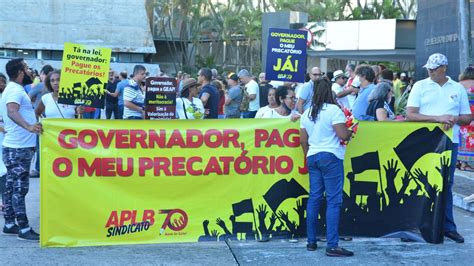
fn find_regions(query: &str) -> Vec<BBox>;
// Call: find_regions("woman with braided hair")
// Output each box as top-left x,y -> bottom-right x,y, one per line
300,78 -> 354,257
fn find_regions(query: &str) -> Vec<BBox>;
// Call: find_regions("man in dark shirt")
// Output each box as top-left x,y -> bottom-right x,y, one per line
198,68 -> 219,119
105,70 -> 119,119
258,72 -> 273,107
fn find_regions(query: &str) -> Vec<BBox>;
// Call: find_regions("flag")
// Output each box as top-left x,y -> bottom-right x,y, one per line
232,221 -> 253,234
232,199 -> 254,217
351,151 -> 380,174
263,178 -> 308,212
394,127 -> 453,171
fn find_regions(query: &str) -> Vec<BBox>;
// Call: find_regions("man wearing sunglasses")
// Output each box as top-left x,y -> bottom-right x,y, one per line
406,53 -> 471,244
296,67 -> 323,114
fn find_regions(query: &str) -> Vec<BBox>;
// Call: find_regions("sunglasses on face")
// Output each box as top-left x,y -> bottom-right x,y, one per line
428,66 -> 443,72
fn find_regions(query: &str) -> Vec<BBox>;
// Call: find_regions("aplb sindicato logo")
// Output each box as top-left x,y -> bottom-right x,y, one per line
159,209 -> 188,236
105,209 -> 188,237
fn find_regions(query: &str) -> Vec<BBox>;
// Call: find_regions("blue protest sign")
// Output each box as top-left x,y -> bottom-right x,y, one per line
265,28 -> 307,83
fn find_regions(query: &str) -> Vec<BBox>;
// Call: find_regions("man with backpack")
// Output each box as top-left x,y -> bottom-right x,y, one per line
238,69 -> 259,118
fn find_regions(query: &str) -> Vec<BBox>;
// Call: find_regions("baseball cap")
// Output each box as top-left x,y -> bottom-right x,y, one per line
227,72 -> 238,82
423,53 -> 448,69
400,72 -> 406,77
331,70 -> 346,82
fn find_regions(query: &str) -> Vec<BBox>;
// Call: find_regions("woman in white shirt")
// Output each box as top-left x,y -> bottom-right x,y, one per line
35,70 -> 82,119
255,87 -> 277,118
300,78 -> 353,257
176,78 -> 204,119
262,86 -> 298,119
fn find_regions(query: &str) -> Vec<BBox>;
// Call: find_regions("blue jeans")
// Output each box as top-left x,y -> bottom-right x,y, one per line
445,144 -> 458,232
118,105 -> 124,120
242,111 -> 257,118
306,152 -> 344,248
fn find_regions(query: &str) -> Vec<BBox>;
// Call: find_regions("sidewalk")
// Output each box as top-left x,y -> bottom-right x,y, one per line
1,179 -> 473,264
454,169 -> 474,212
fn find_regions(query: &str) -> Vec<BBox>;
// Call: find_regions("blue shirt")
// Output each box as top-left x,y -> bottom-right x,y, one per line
116,79 -> 129,106
296,80 -> 314,111
199,83 -> 219,119
352,83 -> 376,120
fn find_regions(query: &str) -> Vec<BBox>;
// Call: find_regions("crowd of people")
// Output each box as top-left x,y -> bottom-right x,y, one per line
0,53 -> 473,255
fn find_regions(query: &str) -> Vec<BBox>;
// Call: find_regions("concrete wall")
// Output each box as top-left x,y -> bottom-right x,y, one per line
0,0 -> 155,53
416,0 -> 472,81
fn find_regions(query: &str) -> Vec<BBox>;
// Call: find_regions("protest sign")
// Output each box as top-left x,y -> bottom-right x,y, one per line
145,77 -> 177,120
265,28 -> 307,83
58,43 -> 111,108
41,120 -> 450,247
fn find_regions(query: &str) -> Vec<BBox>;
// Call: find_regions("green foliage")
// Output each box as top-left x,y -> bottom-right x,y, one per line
149,0 -> 416,73
195,55 -> 217,70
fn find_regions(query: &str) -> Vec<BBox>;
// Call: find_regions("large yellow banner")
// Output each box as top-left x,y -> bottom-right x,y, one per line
40,119 -> 307,247
41,120 -> 452,246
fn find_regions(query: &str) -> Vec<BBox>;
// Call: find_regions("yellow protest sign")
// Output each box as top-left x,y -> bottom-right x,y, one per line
40,120 -> 451,247
58,43 -> 111,108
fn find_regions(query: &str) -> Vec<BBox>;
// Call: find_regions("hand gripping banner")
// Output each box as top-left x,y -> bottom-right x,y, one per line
40,120 -> 451,247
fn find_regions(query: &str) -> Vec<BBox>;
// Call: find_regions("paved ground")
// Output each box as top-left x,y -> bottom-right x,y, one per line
0,178 -> 473,265
453,169 -> 474,212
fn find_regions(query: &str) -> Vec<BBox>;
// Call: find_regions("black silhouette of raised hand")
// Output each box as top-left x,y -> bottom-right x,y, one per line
293,199 -> 306,236
277,210 -> 290,222
256,205 -> 269,234
203,220 -> 210,236
216,218 -> 232,235
435,156 -> 451,179
425,182 -> 441,200
393,171 -> 412,205
413,168 -> 429,186
384,159 -> 400,181
278,210 -> 296,233
268,213 -> 277,232
211,229 -> 219,238
256,204 -> 268,221
401,171 -> 411,187
293,199 -> 305,218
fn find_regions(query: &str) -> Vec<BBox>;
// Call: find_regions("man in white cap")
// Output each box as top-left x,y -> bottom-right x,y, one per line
407,53 -> 471,244
331,70 -> 354,109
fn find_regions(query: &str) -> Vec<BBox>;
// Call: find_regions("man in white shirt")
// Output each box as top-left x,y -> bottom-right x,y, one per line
407,53 -> 471,244
344,64 -> 357,108
296,67 -> 322,114
331,70 -> 354,109
238,69 -> 259,118
0,58 -> 42,241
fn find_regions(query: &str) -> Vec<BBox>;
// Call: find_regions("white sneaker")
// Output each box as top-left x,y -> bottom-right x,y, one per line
464,194 -> 474,203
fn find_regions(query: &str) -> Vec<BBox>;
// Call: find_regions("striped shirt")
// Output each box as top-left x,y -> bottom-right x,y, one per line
123,79 -> 145,119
